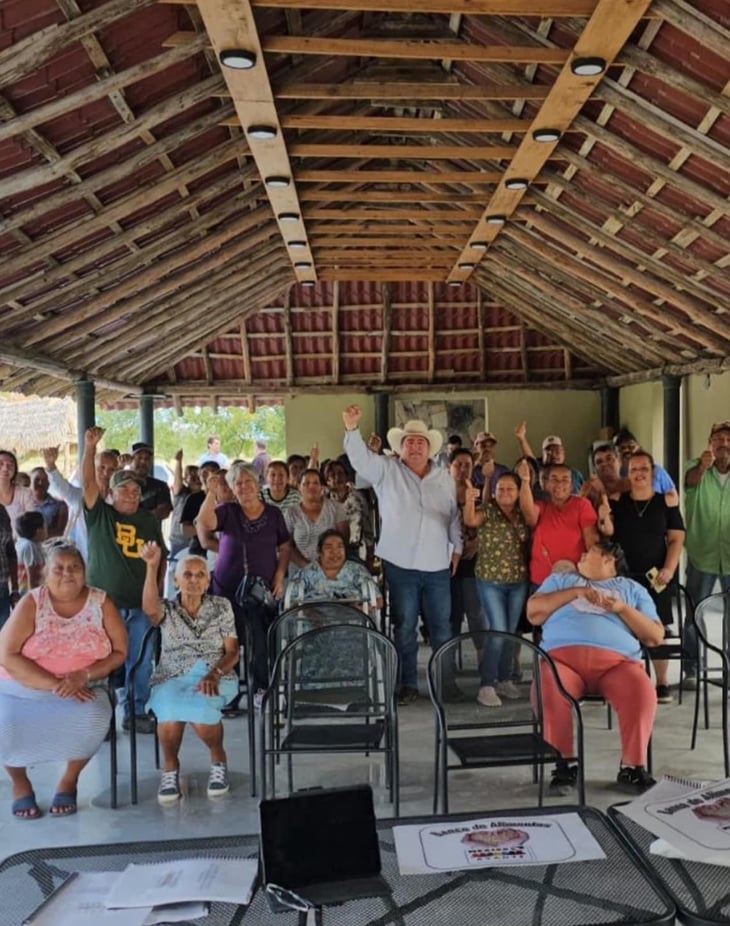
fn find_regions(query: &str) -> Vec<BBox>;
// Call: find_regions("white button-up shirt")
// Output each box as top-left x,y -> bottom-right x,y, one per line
344,429 -> 462,572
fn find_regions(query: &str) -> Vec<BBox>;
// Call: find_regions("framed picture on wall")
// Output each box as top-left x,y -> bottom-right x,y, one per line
394,399 -> 487,461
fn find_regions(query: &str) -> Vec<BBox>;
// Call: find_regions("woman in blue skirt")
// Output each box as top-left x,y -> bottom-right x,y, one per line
141,542 -> 238,805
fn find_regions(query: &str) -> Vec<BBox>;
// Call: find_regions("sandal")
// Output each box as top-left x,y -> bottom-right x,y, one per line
50,791 -> 77,816
12,793 -> 42,820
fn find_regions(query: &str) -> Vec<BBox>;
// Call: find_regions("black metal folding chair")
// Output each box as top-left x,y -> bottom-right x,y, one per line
690,591 -> 730,776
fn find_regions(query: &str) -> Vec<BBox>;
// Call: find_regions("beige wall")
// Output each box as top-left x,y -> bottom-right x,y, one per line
287,388 -> 603,471
285,392 -> 375,460
618,381 -> 665,464
685,372 -> 730,458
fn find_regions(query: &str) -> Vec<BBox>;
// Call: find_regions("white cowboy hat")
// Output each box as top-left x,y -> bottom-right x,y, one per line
386,420 -> 443,458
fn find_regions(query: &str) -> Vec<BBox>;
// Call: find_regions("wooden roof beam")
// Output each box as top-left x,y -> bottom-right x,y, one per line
195,0 -> 315,284
296,169 -> 503,184
449,0 -> 655,282
0,344 -> 141,395
274,82 -> 552,101
248,0 -> 609,15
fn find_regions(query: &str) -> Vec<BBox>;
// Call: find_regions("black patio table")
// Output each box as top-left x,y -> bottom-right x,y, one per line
1,806 -> 675,926
610,804 -> 730,926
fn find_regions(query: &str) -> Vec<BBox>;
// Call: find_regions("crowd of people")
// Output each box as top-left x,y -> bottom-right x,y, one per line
1,414 -> 729,811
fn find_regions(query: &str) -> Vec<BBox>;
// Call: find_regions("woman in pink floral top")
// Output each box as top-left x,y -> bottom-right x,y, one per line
0,542 -> 127,818
463,463 -> 533,708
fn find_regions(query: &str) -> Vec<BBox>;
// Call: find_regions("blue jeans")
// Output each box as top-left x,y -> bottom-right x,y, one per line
476,580 -> 528,686
683,563 -> 730,673
121,607 -> 154,718
385,562 -> 452,689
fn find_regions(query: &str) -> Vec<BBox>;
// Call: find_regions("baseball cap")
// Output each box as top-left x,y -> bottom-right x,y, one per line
130,441 -> 153,455
475,432 -> 497,444
110,470 -> 144,490
542,435 -> 563,451
710,421 -> 730,437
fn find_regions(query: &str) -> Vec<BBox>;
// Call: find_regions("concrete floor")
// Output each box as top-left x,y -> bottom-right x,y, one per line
0,644 -> 725,865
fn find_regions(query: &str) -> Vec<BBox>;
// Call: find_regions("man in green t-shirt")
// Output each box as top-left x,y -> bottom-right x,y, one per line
83,427 -> 168,733
683,420 -> 730,685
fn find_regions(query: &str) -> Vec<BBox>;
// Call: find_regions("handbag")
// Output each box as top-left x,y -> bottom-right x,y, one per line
233,521 -> 277,614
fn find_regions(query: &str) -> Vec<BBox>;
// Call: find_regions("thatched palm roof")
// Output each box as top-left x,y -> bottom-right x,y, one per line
0,395 -> 76,456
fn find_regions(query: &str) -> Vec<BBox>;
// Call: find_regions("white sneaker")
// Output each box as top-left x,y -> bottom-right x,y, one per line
207,762 -> 230,797
477,686 -> 502,707
496,680 -> 521,700
157,770 -> 181,805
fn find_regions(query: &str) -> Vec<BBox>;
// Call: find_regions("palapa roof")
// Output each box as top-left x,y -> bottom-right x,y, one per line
0,0 -> 728,406
0,394 -> 77,455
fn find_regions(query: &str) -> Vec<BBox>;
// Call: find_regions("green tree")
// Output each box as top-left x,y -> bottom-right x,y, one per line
96,405 -> 286,465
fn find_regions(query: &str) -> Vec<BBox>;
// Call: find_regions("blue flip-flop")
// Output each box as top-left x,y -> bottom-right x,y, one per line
49,791 -> 77,816
12,793 -> 42,819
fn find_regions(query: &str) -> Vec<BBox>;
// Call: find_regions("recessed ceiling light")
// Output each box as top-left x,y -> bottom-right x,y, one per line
533,128 -> 561,143
470,241 -> 488,250
505,178 -> 529,191
288,240 -> 307,249
278,212 -> 300,222
486,215 -> 506,225
294,261 -> 312,269
458,262 -> 475,270
247,124 -> 277,140
265,176 -> 290,188
571,56 -> 607,77
219,49 -> 256,70
301,280 -> 316,287
448,281 -> 461,287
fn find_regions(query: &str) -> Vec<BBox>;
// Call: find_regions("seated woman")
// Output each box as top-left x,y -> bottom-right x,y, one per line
141,541 -> 239,805
285,469 -> 349,572
0,542 -> 127,818
527,540 -> 664,796
286,530 -> 381,611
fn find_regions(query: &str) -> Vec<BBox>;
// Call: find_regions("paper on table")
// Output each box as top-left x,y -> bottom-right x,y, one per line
23,873 -> 151,926
649,838 -> 730,868
619,775 -> 730,862
104,857 -> 257,909
143,901 -> 209,924
393,812 -> 605,875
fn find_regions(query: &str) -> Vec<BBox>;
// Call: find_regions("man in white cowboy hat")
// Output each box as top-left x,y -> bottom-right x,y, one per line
342,405 -> 463,704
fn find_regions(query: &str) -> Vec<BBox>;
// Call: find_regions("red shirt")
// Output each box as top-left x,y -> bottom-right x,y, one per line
530,496 -> 597,585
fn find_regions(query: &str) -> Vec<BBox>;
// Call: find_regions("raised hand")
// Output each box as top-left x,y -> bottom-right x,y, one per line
514,458 -> 532,483
597,493 -> 612,523
174,449 -> 183,462
309,442 -> 320,467
140,540 -> 161,567
342,405 -> 362,431
464,478 -> 480,504
84,426 -> 105,449
699,443 -> 714,471
41,446 -> 59,469
515,421 -> 527,441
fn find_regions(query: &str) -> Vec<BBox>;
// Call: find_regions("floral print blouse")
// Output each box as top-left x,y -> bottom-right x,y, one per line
474,502 -> 529,584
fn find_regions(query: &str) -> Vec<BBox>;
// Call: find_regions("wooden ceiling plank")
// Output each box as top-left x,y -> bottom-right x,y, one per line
262,36 -> 570,64
240,321 -> 253,385
195,0 -> 314,283
28,207 -> 278,349
311,238 -> 463,247
332,281 -> 340,386
279,115 -> 528,134
303,223 -> 476,234
0,0 -> 156,87
381,283 -> 392,383
250,0 -> 604,15
275,82 -> 552,101
2,170 -> 252,313
296,170 -> 503,183
525,208 -> 727,339
450,0 -> 655,281
304,209 -> 484,220
0,103 -> 235,236
290,142 -> 519,159
0,74 -> 226,199
498,229 -> 709,358
0,345 -> 141,395
299,191 -> 489,203
103,248 -> 288,376
320,269 -> 447,281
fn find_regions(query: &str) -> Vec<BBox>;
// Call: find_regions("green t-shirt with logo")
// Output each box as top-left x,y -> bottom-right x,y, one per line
85,497 -> 168,610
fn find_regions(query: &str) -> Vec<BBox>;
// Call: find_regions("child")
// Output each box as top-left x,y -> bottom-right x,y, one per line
15,510 -> 47,595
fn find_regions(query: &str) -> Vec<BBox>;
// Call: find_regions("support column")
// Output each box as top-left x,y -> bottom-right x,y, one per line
139,393 -> 155,453
600,386 -> 619,435
662,374 -> 681,486
374,393 -> 389,446
75,379 -> 95,466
